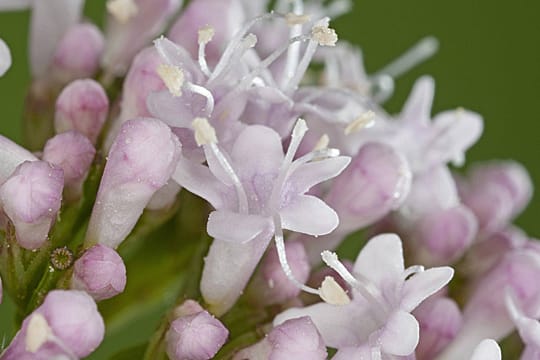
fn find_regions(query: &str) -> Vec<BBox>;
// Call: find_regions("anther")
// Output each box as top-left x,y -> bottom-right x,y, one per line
311,25 -> 338,47
192,117 -> 218,146
344,111 -> 376,135
106,0 -> 138,24
156,64 -> 185,97
319,276 -> 350,305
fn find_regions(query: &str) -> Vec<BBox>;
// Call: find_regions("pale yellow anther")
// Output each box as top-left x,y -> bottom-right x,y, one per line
313,134 -> 330,151
192,117 -> 218,146
344,111 -> 376,135
285,13 -> 311,26
243,33 -> 258,49
198,25 -> 215,45
106,0 -> 139,24
319,276 -> 350,305
156,64 -> 185,97
25,313 -> 52,353
311,25 -> 338,46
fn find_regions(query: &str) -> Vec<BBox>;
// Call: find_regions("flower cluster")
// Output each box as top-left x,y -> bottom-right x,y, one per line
0,0 -> 537,359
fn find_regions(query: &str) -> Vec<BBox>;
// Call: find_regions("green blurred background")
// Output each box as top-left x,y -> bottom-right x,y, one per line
0,0 -> 539,357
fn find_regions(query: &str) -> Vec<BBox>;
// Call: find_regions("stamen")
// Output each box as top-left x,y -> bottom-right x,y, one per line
192,118 -> 249,213
243,33 -> 258,49
285,13 -> 311,26
321,250 -> 390,317
106,0 -> 138,24
192,117 -> 217,146
311,24 -> 338,47
26,313 -> 52,353
313,134 -> 330,151
198,26 -> 215,77
344,111 -> 376,135
156,64 -> 185,97
184,82 -> 215,116
374,36 -> 439,80
273,214 -> 321,296
319,276 -> 351,305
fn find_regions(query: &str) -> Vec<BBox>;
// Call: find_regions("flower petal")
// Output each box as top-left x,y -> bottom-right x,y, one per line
379,310 -> 419,356
469,339 -> 501,360
401,267 -> 454,312
0,38 -> 11,77
280,195 -> 338,236
353,233 -> 404,288
400,76 -> 435,127
207,210 -> 270,243
289,156 -> 351,195
172,156 -> 227,209
274,302 -> 366,348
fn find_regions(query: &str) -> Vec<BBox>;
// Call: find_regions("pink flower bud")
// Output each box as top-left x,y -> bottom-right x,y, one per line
42,131 -> 95,200
0,135 -> 38,185
54,79 -> 109,144
234,317 -> 327,360
166,305 -> 229,360
0,161 -> 63,249
86,118 -> 180,248
247,241 -> 311,306
326,142 -> 411,233
102,0 -> 181,75
414,297 -> 463,360
51,23 -> 105,82
414,205 -> 478,266
1,290 -> 104,359
71,244 -> 127,301
439,249 -> 540,359
168,0 -> 245,64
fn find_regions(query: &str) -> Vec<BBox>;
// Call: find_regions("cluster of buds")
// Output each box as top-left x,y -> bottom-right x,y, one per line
0,0 -> 537,359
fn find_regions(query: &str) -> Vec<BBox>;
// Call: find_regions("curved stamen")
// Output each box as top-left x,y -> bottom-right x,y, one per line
273,214 -> 321,296
185,82 -> 215,117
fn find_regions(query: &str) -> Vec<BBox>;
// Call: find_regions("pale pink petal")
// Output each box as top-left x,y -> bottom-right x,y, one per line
400,76 -> 435,126
280,195 -> 338,236
353,233 -> 404,288
289,156 -> 350,195
469,339 -> 501,360
379,310 -> 419,356
401,267 -> 454,312
207,210 -> 271,243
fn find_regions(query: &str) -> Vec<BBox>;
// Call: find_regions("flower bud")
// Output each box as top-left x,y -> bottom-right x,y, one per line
86,118 -> 180,248
438,249 -> 540,359
414,297 -> 463,360
104,47 -> 166,150
55,79 -> 109,144
0,161 -> 63,249
414,205 -> 478,266
326,142 -> 411,233
51,23 -> 105,82
102,0 -> 182,75
0,290 -> 104,359
71,244 -> 127,301
247,241 -> 311,306
42,131 -> 96,201
166,304 -> 229,360
0,135 -> 38,184
234,317 -> 327,360
168,0 -> 245,64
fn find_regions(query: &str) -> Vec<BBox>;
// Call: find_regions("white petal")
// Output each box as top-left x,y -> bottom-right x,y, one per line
280,195 -> 338,236
0,38 -> 11,76
289,156 -> 351,194
207,210 -> 270,243
379,310 -> 419,356
469,339 -> 501,360
401,266 -> 454,312
274,302 -> 367,348
400,76 -> 435,126
172,156 -> 227,209
30,0 -> 84,77
353,233 -> 404,288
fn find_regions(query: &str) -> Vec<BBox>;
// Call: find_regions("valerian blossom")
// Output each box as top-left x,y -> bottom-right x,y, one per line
0,0 -> 537,358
